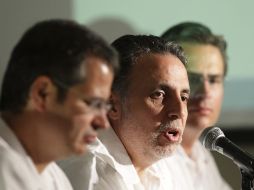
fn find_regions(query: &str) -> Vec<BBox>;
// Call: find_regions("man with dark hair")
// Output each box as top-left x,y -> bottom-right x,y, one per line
59,35 -> 190,190
161,22 -> 232,190
0,19 -> 118,190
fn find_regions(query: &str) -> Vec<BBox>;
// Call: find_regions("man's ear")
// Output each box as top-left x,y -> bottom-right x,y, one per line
27,76 -> 56,112
108,92 -> 122,120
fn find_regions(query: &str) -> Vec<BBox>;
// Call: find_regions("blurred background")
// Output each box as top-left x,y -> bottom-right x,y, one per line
1,0 -> 254,189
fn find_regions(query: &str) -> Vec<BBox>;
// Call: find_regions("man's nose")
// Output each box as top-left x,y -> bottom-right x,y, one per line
191,80 -> 211,99
166,95 -> 187,120
92,110 -> 111,130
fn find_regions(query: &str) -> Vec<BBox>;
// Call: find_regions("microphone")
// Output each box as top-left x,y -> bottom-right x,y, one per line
200,126 -> 254,176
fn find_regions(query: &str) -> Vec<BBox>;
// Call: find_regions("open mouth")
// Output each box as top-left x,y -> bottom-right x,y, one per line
168,130 -> 178,136
163,128 -> 181,142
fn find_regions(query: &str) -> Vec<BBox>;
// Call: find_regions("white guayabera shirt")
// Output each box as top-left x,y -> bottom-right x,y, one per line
59,127 -> 193,190
164,141 -> 233,190
0,118 -> 73,190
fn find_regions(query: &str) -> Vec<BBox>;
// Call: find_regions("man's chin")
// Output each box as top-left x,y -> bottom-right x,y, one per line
72,143 -> 87,156
153,144 -> 178,159
187,118 -> 212,130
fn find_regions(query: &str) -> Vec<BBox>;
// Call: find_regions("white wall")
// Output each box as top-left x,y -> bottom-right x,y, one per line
0,0 -> 73,82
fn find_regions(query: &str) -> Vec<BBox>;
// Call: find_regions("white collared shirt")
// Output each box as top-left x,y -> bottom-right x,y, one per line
0,117 -> 73,190
164,141 -> 232,190
41,162 -> 73,190
59,127 -> 180,190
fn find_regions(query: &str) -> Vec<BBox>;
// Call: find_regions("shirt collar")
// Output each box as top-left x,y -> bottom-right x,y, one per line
88,128 -> 172,189
89,127 -> 141,185
0,116 -> 45,188
0,117 -> 28,157
176,142 -> 208,167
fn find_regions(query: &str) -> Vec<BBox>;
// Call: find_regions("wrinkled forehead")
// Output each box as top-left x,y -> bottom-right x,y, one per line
128,53 -> 189,89
134,53 -> 186,74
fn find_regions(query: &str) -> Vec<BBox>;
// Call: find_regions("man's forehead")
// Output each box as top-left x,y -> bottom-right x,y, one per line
182,43 -> 224,75
128,53 -> 189,87
135,53 -> 181,68
80,57 -> 112,75
187,65 -> 224,77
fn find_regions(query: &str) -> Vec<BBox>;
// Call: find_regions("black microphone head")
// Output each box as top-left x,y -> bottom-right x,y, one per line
199,127 -> 225,150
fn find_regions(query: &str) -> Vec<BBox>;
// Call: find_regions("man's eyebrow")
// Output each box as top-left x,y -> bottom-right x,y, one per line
187,71 -> 201,77
188,71 -> 223,78
182,89 -> 190,95
207,74 -> 224,78
85,97 -> 108,102
157,84 -> 190,95
157,84 -> 172,91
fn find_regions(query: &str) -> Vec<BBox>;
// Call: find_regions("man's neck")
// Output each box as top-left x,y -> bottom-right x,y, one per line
112,125 -> 156,176
132,156 -> 155,174
181,126 -> 203,157
36,163 -> 50,173
2,112 -> 52,173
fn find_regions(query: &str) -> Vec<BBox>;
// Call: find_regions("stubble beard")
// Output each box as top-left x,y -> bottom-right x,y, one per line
121,101 -> 180,162
147,123 -> 181,160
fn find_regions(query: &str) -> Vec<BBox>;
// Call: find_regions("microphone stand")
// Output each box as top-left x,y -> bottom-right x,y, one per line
240,168 -> 254,190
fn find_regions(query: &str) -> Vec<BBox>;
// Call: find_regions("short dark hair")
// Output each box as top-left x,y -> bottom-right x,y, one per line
161,22 -> 228,76
111,35 -> 187,96
0,19 -> 118,113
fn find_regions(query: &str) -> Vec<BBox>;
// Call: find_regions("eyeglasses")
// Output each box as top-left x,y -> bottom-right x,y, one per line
83,98 -> 112,113
51,78 -> 112,113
